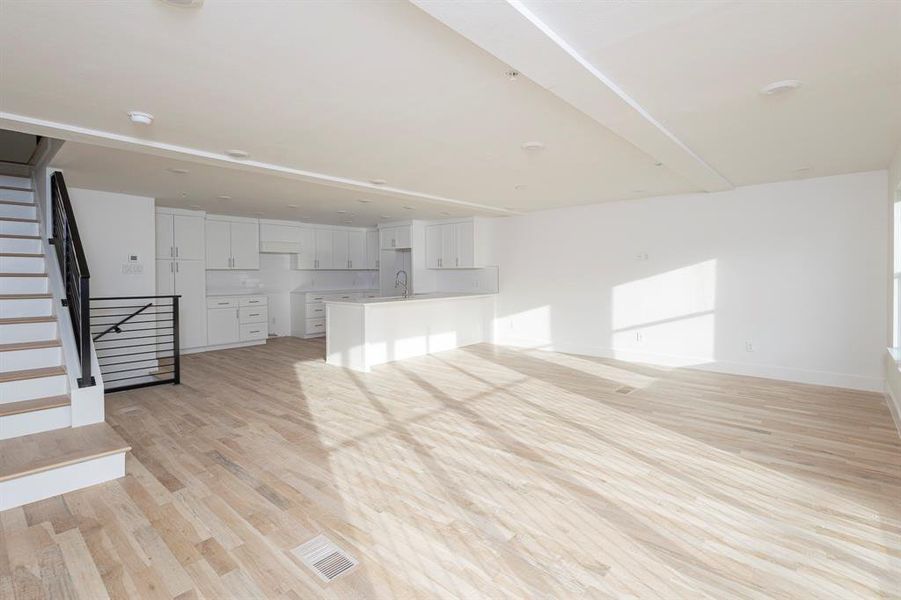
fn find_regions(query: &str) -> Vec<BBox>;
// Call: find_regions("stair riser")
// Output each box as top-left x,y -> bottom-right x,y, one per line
0,374 -> 67,403
2,276 -> 48,294
0,221 -> 39,236
0,298 -> 52,319
0,255 -> 44,273
0,405 -> 70,441
0,450 -> 125,511
0,189 -> 33,203
0,347 -> 62,373
0,204 -> 36,219
0,321 -> 57,343
0,238 -> 41,253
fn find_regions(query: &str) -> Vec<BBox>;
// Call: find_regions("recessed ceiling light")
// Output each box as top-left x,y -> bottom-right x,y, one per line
180,192 -> 187,198
514,184 -> 527,191
521,141 -> 545,151
188,204 -> 201,209
159,0 -> 204,7
369,178 -> 387,185
287,204 -> 298,208
403,206 -> 414,210
760,80 -> 802,95
225,149 -> 250,159
343,220 -> 353,224
167,167 -> 189,174
357,199 -> 371,204
793,166 -> 813,173
440,212 -> 450,216
380,215 -> 392,219
127,111 -> 154,125
217,195 -> 232,200
336,210 -> 348,214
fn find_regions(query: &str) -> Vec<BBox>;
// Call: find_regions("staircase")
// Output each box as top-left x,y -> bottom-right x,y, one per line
0,173 -> 130,511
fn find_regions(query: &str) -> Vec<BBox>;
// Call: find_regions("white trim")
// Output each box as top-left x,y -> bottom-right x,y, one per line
0,451 -> 125,511
498,337 -> 884,392
0,112 -> 517,216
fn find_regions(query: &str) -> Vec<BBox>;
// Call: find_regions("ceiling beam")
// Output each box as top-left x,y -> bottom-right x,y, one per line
412,0 -> 733,193
0,112 -> 518,216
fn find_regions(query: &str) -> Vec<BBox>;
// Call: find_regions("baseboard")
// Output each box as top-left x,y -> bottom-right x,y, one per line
182,340 -> 266,355
0,451 -> 125,511
496,336 -> 884,392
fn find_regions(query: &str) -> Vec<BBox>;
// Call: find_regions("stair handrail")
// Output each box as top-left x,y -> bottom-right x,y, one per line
92,303 -> 153,342
49,171 -> 93,387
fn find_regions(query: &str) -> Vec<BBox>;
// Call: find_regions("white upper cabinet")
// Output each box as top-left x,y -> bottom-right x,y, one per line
366,230 -> 379,269
347,230 -> 365,270
381,225 -> 412,250
156,213 -> 175,259
294,227 -> 315,269
205,216 -> 260,270
156,210 -> 204,260
332,230 -> 349,270
204,220 -> 231,269
424,218 -> 484,268
259,221 -> 302,253
314,229 -> 333,269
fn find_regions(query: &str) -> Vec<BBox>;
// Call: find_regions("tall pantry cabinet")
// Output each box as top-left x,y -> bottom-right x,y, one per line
155,207 -> 207,349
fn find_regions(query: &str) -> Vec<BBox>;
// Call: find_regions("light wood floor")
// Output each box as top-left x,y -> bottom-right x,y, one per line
2,337 -> 900,599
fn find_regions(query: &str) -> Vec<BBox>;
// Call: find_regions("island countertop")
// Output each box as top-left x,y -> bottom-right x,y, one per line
324,292 -> 496,306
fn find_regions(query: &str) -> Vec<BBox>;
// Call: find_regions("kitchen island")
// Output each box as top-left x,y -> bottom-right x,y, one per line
325,293 -> 496,372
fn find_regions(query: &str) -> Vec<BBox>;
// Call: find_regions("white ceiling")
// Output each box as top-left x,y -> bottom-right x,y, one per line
51,141 -> 495,226
1,0 -> 899,220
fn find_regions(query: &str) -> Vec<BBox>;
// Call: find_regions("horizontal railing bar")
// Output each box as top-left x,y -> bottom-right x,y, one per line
91,295 -> 182,301
89,311 -> 173,317
97,349 -> 174,360
95,340 -> 172,350
104,370 -> 174,383
91,304 -> 172,310
99,355 -> 174,368
101,365 -> 174,376
105,379 -> 176,393
90,319 -> 174,326
92,326 -> 174,335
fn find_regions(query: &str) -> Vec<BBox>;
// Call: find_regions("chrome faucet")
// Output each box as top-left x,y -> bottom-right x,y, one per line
394,269 -> 409,298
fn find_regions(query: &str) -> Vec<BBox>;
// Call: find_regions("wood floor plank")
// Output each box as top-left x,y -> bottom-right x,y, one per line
2,337 -> 899,598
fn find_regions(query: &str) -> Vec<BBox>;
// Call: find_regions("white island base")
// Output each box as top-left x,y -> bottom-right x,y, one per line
325,294 -> 496,372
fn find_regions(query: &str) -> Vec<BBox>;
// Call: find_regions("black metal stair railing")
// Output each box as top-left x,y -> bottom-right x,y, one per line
89,295 -> 181,392
49,171 -> 93,387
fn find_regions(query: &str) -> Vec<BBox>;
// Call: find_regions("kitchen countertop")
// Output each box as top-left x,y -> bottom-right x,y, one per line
290,288 -> 379,295
206,290 -> 271,297
324,292 -> 496,306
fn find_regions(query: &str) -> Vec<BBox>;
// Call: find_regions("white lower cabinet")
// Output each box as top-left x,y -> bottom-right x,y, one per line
290,290 -> 378,338
156,259 -> 207,349
206,296 -> 268,346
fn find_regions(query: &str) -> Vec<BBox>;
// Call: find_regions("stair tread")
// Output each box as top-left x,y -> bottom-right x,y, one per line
0,234 -> 40,239
0,185 -> 33,192
0,395 -> 69,418
0,217 -> 37,223
0,339 -> 60,352
0,364 -> 65,383
0,272 -> 47,277
0,252 -> 43,258
0,316 -> 56,324
0,293 -> 52,299
0,422 -> 130,482
0,200 -> 34,207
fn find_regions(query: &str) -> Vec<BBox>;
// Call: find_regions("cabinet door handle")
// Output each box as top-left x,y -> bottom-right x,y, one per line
170,262 -> 174,273
376,259 -> 379,268
249,313 -> 259,317
348,260 -> 352,269
217,301 -> 229,305
176,262 -> 179,272
175,246 -> 179,258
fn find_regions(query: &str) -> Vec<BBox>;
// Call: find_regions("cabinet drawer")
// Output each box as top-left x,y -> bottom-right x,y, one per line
207,297 -> 237,309
239,296 -> 267,307
323,293 -> 354,301
306,293 -> 326,303
306,318 -> 325,335
239,322 -> 267,341
305,303 -> 326,319
239,306 -> 268,324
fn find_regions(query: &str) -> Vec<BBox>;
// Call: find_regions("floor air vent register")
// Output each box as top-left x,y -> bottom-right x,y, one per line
292,534 -> 359,582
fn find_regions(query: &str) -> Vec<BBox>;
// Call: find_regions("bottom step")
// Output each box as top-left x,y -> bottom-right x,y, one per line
0,423 -> 130,510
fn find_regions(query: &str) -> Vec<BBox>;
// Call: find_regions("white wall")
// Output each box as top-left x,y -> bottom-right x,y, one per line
68,188 -> 156,297
493,171 -> 888,391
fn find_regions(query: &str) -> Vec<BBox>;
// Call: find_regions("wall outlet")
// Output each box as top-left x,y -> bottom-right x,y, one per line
636,251 -> 649,261
635,331 -> 644,344
745,341 -> 754,352
121,263 -> 143,275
